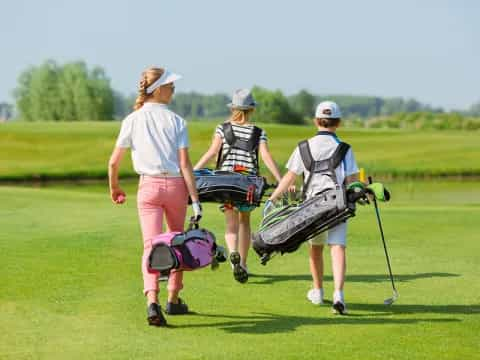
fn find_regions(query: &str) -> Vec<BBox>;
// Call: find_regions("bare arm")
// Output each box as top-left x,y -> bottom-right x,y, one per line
268,171 -> 297,202
345,173 -> 359,186
193,135 -> 223,170
259,142 -> 282,183
178,148 -> 199,203
108,147 -> 127,203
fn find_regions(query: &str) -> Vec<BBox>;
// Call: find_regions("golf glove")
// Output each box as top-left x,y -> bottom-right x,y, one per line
192,201 -> 203,221
347,181 -> 368,205
263,200 -> 275,218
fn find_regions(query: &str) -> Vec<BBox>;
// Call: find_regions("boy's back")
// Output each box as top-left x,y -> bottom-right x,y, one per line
286,131 -> 358,199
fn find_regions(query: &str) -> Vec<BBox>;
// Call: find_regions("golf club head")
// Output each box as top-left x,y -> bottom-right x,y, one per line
383,290 -> 399,305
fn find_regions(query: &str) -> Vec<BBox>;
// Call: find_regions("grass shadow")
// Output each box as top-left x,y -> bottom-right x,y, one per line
174,312 -> 460,334
348,303 -> 480,316
248,272 -> 460,285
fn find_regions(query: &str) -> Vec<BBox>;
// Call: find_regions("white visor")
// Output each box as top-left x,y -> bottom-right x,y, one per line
146,69 -> 182,94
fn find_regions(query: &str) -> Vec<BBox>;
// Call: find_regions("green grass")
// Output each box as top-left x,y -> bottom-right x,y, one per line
1,180 -> 479,359
1,121 -> 479,180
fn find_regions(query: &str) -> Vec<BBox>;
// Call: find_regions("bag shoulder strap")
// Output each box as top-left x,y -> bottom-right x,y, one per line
216,123 -> 262,171
300,140 -> 350,199
216,123 -> 232,169
248,126 -> 262,150
223,122 -> 235,145
330,142 -> 350,170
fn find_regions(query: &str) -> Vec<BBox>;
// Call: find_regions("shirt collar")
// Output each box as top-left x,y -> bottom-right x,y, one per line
142,102 -> 168,109
316,130 -> 338,138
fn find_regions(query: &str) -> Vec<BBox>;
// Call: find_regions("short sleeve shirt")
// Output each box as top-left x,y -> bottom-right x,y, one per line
286,132 -> 359,198
215,122 -> 267,175
115,102 -> 189,176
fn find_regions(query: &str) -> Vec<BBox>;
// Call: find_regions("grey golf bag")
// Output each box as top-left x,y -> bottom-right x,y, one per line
252,140 -> 362,264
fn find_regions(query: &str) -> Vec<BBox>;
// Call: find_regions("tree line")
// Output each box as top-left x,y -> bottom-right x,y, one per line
7,60 -> 480,125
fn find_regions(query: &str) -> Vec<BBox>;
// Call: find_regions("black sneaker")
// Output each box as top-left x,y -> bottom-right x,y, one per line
332,300 -> 348,315
215,246 -> 227,263
165,298 -> 189,315
230,251 -> 248,284
147,303 -> 167,326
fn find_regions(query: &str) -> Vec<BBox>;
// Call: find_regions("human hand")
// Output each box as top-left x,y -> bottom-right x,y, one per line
191,201 -> 203,222
110,187 -> 126,204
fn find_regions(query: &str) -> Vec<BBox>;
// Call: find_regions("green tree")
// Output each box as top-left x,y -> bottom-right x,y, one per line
14,60 -> 114,121
251,86 -> 303,124
289,89 -> 315,118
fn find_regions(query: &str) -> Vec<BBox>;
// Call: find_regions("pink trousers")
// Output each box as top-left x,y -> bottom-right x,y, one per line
137,176 -> 188,295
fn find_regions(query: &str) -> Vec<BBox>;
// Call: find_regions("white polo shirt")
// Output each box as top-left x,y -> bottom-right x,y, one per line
115,102 -> 189,176
286,132 -> 359,198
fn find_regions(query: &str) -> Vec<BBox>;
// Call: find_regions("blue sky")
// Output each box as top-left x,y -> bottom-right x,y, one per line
1,0 -> 479,110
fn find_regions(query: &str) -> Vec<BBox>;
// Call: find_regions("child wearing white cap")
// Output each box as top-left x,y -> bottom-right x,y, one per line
108,67 -> 202,326
194,89 -> 287,283
266,101 -> 359,314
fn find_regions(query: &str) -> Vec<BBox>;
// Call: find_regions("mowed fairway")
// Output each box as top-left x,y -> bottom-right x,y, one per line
1,122 -> 479,359
1,180 -> 479,359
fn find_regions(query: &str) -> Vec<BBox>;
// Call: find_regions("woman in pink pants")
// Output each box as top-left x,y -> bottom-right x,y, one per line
108,67 -> 202,327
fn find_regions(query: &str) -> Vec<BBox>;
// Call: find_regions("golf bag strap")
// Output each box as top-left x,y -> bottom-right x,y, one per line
298,140 -> 313,171
216,123 -> 262,172
299,140 -> 314,200
330,142 -> 350,170
299,141 -> 350,199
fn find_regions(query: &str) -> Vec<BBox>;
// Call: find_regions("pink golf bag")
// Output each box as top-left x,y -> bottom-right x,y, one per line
147,220 -> 226,276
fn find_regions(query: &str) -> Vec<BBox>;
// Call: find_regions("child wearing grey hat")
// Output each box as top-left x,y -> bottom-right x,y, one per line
195,89 -> 289,283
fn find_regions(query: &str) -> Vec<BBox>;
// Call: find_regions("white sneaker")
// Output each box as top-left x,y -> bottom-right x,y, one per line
307,288 -> 324,305
332,300 -> 348,315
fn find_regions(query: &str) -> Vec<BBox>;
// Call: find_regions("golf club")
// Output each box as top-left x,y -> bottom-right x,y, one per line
368,176 -> 399,305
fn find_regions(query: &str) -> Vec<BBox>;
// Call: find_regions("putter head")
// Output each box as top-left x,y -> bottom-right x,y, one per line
383,290 -> 399,305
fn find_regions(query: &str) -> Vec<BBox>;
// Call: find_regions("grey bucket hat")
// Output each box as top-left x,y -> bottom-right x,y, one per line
227,89 -> 257,110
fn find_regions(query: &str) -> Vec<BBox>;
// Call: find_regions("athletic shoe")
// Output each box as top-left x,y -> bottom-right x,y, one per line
215,246 -> 227,263
147,303 -> 167,326
332,300 -> 348,315
307,288 -> 324,305
165,298 -> 189,315
230,251 -> 248,283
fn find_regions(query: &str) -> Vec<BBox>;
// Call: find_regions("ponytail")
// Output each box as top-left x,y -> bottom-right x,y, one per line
133,67 -> 165,110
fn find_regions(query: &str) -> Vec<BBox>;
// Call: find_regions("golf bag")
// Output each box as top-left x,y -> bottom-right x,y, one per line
148,220 -> 226,276
193,169 -> 269,206
252,141 -> 361,264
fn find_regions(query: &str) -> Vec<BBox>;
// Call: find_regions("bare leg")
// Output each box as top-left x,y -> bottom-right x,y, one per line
146,290 -> 158,305
309,244 -> 324,289
167,290 -> 180,304
224,208 -> 239,254
238,211 -> 251,268
330,245 -> 346,293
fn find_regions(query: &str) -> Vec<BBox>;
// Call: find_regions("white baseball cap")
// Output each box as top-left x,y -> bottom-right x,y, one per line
146,69 -> 182,94
315,101 -> 342,119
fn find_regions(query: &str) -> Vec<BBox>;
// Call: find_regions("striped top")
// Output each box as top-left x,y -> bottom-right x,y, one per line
215,123 -> 268,175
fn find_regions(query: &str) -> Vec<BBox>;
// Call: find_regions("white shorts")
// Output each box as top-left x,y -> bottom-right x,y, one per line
309,221 -> 347,247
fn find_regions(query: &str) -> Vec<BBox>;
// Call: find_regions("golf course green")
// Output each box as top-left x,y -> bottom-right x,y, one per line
1,122 -> 479,359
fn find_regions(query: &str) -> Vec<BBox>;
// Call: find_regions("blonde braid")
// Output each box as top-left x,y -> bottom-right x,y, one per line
133,67 -> 165,110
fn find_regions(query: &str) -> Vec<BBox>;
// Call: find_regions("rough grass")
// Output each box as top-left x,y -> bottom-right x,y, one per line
1,180 -> 479,359
1,121 -> 479,181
